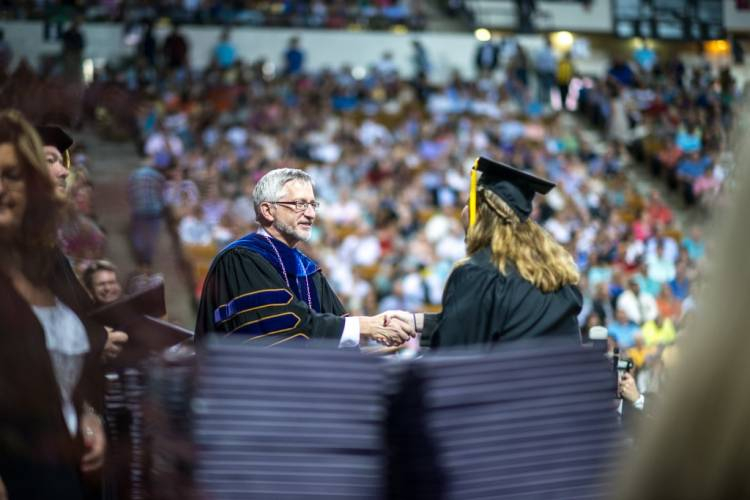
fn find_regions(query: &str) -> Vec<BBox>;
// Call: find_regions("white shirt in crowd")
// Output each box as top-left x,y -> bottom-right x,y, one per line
616,289 -> 658,325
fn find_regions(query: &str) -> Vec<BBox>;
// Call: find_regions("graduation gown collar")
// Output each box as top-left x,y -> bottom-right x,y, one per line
224,230 -> 320,277
222,230 -> 322,312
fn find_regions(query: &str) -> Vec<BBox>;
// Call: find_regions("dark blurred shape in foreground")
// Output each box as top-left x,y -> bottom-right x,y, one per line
139,338 -> 622,499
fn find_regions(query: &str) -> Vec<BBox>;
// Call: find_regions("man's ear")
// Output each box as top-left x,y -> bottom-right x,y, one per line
258,202 -> 275,223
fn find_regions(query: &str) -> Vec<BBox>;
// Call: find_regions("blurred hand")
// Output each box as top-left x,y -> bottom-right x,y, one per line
102,327 -> 129,361
80,409 -> 106,473
619,372 -> 640,404
0,474 -> 7,500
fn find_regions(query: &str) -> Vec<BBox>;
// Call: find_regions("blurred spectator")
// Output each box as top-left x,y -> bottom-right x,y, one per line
534,38 -> 557,105
283,36 -> 305,76
556,52 -> 574,110
82,260 -> 123,305
60,17 -> 85,82
139,21 -> 157,68
609,308 -> 640,349
127,162 -> 165,269
617,278 -> 658,325
162,24 -> 189,71
213,28 -> 236,70
0,29 -> 13,75
475,39 -> 499,75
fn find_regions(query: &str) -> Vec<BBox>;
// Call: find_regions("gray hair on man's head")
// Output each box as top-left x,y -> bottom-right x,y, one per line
252,168 -> 314,214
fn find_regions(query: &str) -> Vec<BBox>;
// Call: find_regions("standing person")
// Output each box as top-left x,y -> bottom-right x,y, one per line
534,37 -> 557,105
556,52 -> 574,110
392,157 -> 582,348
283,36 -> 305,76
213,27 -> 236,70
0,29 -> 13,75
0,110 -> 106,499
475,39 -> 499,76
127,161 -> 165,273
195,168 -> 413,347
60,17 -> 85,83
162,23 -> 189,72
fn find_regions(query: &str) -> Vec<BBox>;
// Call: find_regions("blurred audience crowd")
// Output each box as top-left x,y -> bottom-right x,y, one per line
0,22 -> 742,397
1,0 -> 426,31
121,34 -> 739,396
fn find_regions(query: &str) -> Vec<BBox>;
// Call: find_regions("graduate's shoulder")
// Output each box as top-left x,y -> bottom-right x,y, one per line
451,249 -> 506,286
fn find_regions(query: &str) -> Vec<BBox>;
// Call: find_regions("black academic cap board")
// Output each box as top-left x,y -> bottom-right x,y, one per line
474,156 -> 556,222
393,341 -> 622,500
89,283 -> 192,362
191,340 -> 387,499
36,124 -> 74,153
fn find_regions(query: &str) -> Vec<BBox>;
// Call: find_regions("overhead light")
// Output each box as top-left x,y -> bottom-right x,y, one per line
262,61 -> 276,78
352,66 -> 367,80
704,39 -> 730,55
474,28 -> 492,42
550,31 -> 574,52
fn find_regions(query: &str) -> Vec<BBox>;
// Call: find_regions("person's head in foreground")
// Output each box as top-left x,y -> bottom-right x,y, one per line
36,124 -> 74,199
0,110 -> 62,282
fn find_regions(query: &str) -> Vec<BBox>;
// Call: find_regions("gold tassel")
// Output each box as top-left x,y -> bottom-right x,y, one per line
469,158 -> 479,227
64,150 -> 71,169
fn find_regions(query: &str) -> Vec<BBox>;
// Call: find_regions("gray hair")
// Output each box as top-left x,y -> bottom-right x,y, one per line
252,168 -> 314,215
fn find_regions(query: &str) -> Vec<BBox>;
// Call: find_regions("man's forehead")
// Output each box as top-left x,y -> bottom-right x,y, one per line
281,179 -> 315,198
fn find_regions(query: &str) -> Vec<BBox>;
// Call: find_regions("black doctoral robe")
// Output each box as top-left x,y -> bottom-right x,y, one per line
423,247 -> 582,348
195,233 -> 348,346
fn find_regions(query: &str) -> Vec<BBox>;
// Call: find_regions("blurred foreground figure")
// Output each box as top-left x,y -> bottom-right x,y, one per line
615,107 -> 750,500
0,110 -> 105,499
196,168 -> 414,347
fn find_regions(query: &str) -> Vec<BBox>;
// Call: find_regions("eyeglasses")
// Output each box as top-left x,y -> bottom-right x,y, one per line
273,200 -> 321,212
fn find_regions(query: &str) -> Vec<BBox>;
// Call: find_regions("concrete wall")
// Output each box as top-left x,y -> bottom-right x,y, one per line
0,20 -> 612,83
467,0 -> 613,33
724,0 -> 750,33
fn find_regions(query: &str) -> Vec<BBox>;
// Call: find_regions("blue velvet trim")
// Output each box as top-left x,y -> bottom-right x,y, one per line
221,233 -> 322,312
232,312 -> 301,337
214,289 -> 293,325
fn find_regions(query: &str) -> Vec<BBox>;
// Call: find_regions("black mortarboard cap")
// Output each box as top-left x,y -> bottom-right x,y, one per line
36,125 -> 74,154
473,156 -> 556,223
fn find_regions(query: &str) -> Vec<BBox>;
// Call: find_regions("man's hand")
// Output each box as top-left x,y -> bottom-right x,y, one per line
102,327 -> 128,361
619,372 -> 641,404
80,408 -> 106,473
358,314 -> 414,347
0,474 -> 7,500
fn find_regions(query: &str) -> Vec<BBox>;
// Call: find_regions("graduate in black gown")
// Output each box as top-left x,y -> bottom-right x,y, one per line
397,157 -> 582,348
195,168 -> 413,347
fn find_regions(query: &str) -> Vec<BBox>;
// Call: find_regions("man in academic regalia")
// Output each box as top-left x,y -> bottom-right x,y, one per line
195,168 -> 413,347
394,157 -> 582,348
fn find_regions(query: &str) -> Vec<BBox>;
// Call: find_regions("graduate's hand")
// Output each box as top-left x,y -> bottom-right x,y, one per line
358,315 -> 412,347
102,327 -> 129,361
382,310 -> 420,334
80,407 -> 106,473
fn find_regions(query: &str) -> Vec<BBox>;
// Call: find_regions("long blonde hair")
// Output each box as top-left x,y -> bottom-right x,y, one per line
465,187 -> 579,292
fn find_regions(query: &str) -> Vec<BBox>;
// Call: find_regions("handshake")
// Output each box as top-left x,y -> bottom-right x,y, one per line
358,310 -> 422,348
